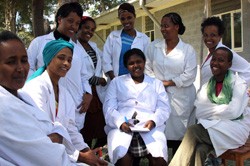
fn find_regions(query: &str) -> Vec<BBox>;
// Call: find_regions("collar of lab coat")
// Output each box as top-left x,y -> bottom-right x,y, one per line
112,29 -> 145,39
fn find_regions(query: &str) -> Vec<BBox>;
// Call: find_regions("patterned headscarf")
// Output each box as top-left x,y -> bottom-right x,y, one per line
27,39 -> 74,81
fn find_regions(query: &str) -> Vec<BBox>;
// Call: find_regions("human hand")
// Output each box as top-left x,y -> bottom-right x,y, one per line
120,122 -> 132,133
144,120 -> 155,130
78,147 -> 108,166
47,133 -> 63,143
107,71 -> 115,80
99,78 -> 107,86
163,80 -> 175,87
80,93 -> 93,113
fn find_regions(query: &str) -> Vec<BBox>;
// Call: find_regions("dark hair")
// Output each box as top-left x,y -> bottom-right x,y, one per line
214,47 -> 233,62
55,2 -> 83,28
123,48 -> 146,67
162,12 -> 185,35
118,3 -> 136,17
79,16 -> 96,30
201,17 -> 225,36
0,30 -> 23,44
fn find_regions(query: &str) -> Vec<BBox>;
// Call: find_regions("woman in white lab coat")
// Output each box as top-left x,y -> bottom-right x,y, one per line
200,16 -> 250,86
145,12 -> 197,153
28,2 -> 93,128
0,30 -> 73,166
22,40 -> 107,166
75,16 -> 108,148
102,3 -> 149,80
104,48 -> 170,165
169,47 -> 250,166
27,2 -> 83,77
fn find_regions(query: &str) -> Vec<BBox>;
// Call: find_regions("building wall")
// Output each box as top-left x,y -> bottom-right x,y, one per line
92,0 -> 250,62
242,0 -> 250,62
153,0 -> 205,64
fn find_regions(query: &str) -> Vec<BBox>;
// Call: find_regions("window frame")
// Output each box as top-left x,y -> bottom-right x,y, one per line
143,16 -> 155,42
215,9 -> 243,52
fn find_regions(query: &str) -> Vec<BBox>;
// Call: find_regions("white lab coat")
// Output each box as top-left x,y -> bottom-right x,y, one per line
28,33 -> 92,129
27,32 -> 55,77
103,74 -> 171,164
22,71 -> 89,162
195,73 -> 250,156
145,39 -> 197,140
201,41 -> 250,86
0,85 -> 75,166
60,40 -> 95,129
102,29 -> 150,77
73,40 -> 107,103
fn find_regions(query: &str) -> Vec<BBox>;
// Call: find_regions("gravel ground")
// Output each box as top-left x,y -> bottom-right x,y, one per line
138,149 -> 250,166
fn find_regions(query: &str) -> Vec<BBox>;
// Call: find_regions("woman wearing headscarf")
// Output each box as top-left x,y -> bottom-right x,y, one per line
0,31 -> 74,165
22,40 -> 107,166
145,12 -> 197,154
28,2 -> 93,126
102,2 -> 150,81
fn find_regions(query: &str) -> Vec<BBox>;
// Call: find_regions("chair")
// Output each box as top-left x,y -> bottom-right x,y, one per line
220,139 -> 250,166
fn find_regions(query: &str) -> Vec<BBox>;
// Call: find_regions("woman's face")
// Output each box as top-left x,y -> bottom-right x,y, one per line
210,49 -> 232,79
0,39 -> 29,92
77,20 -> 96,43
161,16 -> 179,40
127,54 -> 145,79
203,25 -> 222,52
47,48 -> 73,79
119,11 -> 135,31
57,12 -> 81,39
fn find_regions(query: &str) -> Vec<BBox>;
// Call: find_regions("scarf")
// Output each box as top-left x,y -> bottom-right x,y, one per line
207,70 -> 232,104
27,39 -> 74,81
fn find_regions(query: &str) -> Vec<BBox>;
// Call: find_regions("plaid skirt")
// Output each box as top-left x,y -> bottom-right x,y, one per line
128,132 -> 148,157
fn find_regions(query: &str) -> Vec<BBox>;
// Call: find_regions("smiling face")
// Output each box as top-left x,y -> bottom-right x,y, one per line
210,49 -> 232,81
126,54 -> 145,82
160,16 -> 179,41
203,25 -> 222,52
119,11 -> 135,32
57,12 -> 81,39
0,39 -> 29,95
77,20 -> 96,43
47,48 -> 73,80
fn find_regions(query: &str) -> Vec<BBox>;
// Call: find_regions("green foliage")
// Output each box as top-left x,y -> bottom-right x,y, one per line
80,0 -> 127,16
0,0 -> 127,46
17,31 -> 34,48
0,1 -> 5,29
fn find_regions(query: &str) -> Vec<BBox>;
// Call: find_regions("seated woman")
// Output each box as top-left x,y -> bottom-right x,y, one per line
103,48 -> 170,166
22,39 -> 107,165
0,31 -> 73,165
169,47 -> 250,166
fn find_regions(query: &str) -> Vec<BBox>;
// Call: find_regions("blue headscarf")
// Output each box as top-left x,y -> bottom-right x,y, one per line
27,39 -> 74,81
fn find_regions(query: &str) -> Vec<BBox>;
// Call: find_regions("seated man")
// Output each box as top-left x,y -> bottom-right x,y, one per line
169,47 -> 250,166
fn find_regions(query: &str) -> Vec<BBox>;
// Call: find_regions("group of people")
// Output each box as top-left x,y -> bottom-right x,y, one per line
0,1 -> 250,166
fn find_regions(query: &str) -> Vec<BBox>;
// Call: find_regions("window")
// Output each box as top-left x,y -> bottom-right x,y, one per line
212,0 -> 242,51
117,25 -> 123,30
216,10 -> 242,51
144,16 -> 154,41
105,29 -> 111,39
